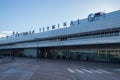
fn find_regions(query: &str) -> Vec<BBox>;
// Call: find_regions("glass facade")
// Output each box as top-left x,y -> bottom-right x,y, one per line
0,49 -> 24,57
39,49 -> 120,63
0,48 -> 120,63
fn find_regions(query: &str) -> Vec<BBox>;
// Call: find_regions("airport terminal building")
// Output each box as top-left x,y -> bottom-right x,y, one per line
0,10 -> 120,63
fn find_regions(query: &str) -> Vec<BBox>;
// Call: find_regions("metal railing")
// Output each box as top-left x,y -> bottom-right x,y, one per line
0,56 -> 14,64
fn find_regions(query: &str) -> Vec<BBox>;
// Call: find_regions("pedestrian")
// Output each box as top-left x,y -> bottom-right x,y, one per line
12,56 -> 14,61
77,54 -> 80,61
86,56 -> 89,61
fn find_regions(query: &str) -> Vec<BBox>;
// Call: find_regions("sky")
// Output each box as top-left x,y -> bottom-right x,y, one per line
0,0 -> 120,37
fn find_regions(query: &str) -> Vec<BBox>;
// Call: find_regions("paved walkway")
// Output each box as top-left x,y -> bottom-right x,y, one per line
0,58 -> 120,80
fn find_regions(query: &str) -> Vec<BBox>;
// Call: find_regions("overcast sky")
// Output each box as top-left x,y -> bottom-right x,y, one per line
0,0 -> 120,37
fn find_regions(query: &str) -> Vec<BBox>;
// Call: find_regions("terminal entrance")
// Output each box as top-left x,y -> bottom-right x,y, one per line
0,48 -> 120,63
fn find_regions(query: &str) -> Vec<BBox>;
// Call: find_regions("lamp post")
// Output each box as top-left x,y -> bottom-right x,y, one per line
10,45 -> 12,57
34,38 -> 39,62
10,44 -> 14,61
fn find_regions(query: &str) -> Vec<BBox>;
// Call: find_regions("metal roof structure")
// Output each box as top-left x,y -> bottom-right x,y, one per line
0,10 -> 120,49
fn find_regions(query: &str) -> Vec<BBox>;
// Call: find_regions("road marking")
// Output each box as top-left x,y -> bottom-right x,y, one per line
90,69 -> 103,74
98,69 -> 112,74
75,69 -> 84,73
67,68 -> 75,74
82,69 -> 93,73
67,68 -> 113,74
26,72 -> 34,80
113,69 -> 120,71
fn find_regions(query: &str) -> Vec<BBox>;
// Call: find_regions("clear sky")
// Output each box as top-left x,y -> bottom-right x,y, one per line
0,0 -> 120,37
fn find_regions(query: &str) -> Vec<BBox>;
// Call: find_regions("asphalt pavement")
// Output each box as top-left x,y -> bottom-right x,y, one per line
0,58 -> 120,80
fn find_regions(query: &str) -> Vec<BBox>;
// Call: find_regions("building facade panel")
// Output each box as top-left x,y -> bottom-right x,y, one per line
0,10 -> 120,63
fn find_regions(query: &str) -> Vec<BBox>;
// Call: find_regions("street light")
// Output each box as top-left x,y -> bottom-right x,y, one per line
10,43 -> 15,61
34,38 -> 39,62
